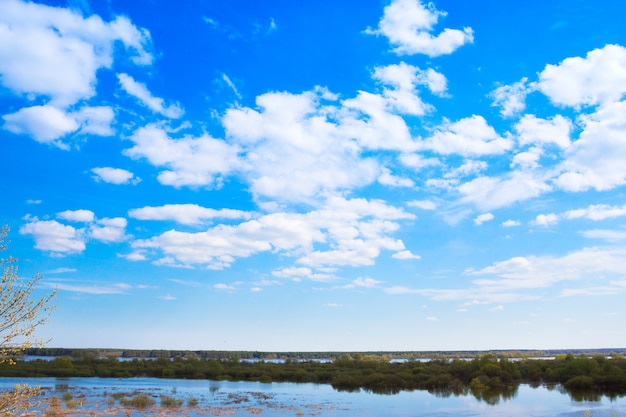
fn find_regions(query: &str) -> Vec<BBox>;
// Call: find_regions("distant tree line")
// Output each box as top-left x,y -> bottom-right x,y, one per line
3,353 -> 626,399
23,347 -> 625,361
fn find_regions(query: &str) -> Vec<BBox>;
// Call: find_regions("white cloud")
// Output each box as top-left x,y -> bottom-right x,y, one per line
74,106 -> 115,137
2,105 -> 114,147
490,78 -> 533,117
0,0 -> 152,107
420,115 -> 512,156
340,91 -> 419,152
533,213 -> 559,227
444,160 -> 487,179
118,73 -> 184,118
564,204 -> 626,221
514,114 -> 572,149
124,124 -> 241,188
407,200 -> 437,210
390,247 -> 626,304
224,90 -> 381,202
371,62 -> 446,115
474,213 -> 494,225
392,250 -> 421,260
120,251 -> 147,262
468,247 -> 626,290
89,217 -> 128,242
45,281 -> 131,295
19,218 -> 86,254
378,168 -> 414,187
214,283 -> 236,291
3,105 -> 78,147
57,209 -> 95,223
131,197 -> 414,270
92,167 -> 138,185
366,0 -> 473,57
458,171 -> 551,210
399,153 -> 440,170
221,73 -> 242,100
502,220 -> 521,227
348,277 -> 382,288
538,44 -> 626,107
555,101 -> 626,192
129,204 -> 251,225
46,267 -> 77,274
580,229 -> 626,242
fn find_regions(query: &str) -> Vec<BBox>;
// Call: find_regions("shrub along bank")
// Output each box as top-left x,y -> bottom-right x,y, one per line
2,353 -> 625,396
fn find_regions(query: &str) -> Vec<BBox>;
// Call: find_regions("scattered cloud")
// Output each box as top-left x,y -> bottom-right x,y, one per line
214,283 -> 236,291
20,218 -> 86,254
502,220 -> 521,227
124,124 -> 241,188
129,204 -> 251,226
58,209 -> 95,223
392,250 -> 421,260
365,0 -> 473,57
474,213 -> 494,225
490,78 -> 533,117
118,73 -> 184,118
92,167 -> 139,185
538,44 -> 626,107
45,281 -> 132,294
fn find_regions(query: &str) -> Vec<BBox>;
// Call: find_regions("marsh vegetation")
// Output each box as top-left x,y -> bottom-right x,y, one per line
3,352 -> 626,399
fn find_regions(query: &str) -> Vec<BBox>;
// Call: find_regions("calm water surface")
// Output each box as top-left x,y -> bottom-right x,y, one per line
1,377 -> 625,416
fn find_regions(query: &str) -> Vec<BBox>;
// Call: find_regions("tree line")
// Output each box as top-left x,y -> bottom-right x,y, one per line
3,352 -> 626,399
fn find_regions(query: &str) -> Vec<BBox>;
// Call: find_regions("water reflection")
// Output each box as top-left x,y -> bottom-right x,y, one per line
1,377 -> 625,417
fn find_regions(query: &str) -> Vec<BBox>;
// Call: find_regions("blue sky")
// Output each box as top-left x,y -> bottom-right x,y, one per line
2,0 -> 626,352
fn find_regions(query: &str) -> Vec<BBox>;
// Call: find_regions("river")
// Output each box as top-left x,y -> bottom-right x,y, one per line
1,377 -> 625,416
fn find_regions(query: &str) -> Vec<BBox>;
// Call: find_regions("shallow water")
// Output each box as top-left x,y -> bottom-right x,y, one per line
1,377 -> 625,416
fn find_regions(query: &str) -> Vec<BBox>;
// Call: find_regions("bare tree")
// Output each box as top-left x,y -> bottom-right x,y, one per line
0,226 -> 55,415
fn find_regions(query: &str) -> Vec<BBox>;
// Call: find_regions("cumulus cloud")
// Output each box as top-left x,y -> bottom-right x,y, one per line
555,101 -> 626,192
365,0 -> 473,57
19,218 -> 86,254
392,250 -> 421,260
378,168 -> 415,187
44,281 -> 132,295
514,114 -> 572,149
0,0 -> 152,107
89,217 -> 128,242
124,124 -> 241,188
502,220 -> 521,227
458,171 -> 550,210
371,62 -> 446,115
2,105 -> 78,147
420,115 -> 512,156
92,167 -> 138,185
128,204 -> 251,225
2,105 -> 114,147
117,73 -> 184,118
532,213 -> 559,227
131,197 -> 414,270
57,209 -> 95,223
389,247 -> 626,304
407,200 -> 437,210
474,213 -> 494,225
538,44 -> 626,107
224,90 -> 381,202
490,78 -> 533,117
564,204 -> 626,221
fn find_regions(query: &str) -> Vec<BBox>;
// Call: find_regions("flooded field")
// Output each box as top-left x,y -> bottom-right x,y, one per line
2,377 -> 626,416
